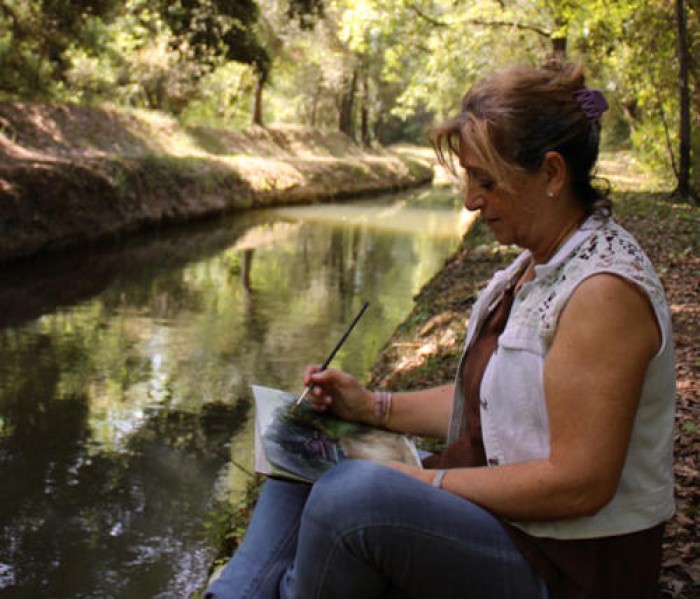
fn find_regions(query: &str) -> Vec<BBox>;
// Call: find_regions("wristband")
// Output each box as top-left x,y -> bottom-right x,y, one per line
432,469 -> 447,489
374,391 -> 392,426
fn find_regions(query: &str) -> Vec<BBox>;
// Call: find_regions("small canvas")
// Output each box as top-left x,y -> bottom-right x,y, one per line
253,385 -> 422,483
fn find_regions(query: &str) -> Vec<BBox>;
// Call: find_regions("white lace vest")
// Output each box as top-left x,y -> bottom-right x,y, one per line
449,216 -> 676,539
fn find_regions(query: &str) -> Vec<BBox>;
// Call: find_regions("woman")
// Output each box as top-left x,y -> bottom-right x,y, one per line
206,62 -> 675,598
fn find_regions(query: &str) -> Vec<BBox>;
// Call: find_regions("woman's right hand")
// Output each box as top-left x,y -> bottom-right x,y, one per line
302,365 -> 375,424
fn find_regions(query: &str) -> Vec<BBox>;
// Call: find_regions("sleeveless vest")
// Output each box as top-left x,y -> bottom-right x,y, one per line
449,215 -> 676,539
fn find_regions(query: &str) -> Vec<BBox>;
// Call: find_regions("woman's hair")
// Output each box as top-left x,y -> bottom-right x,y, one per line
430,62 -> 611,215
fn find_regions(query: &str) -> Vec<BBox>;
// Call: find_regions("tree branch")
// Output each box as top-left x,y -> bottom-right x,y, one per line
464,18 -> 551,38
408,5 -> 448,27
407,5 -> 551,39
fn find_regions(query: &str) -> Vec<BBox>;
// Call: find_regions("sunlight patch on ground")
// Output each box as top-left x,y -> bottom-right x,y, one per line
597,151 -> 674,193
392,327 -> 460,375
226,156 -> 307,191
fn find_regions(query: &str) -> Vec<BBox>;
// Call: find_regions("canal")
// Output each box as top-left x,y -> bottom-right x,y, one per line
0,185 -> 468,598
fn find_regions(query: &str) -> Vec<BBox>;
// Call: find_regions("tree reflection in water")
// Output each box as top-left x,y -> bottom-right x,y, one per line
0,190 -> 465,596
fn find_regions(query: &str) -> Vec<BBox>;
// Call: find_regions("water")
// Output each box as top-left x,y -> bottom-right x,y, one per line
0,186 -> 468,598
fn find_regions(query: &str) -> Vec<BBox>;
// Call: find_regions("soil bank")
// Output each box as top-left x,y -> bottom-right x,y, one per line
0,102 -> 433,263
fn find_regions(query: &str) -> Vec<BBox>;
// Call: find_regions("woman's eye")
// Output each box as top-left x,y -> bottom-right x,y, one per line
464,170 -> 495,191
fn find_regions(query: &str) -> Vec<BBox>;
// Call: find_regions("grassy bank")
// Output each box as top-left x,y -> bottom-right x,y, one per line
0,103 -> 433,263
206,153 -> 698,598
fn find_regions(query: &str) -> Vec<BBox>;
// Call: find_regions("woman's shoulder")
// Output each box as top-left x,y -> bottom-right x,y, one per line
531,217 -> 670,342
563,217 -> 665,301
574,217 -> 653,268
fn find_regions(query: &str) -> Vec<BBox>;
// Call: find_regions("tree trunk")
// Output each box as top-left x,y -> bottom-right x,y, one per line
310,81 -> 321,127
374,110 -> 385,145
338,68 -> 358,138
550,14 -> 568,60
551,36 -> 567,60
676,0 -> 692,198
252,73 -> 265,126
360,72 -> 370,146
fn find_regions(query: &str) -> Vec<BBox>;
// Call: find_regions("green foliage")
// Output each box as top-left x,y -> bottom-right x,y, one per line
580,1 -> 681,171
286,0 -> 324,29
158,0 -> 270,77
0,0 -> 121,97
0,0 -> 269,112
202,476 -> 264,566
0,0 -> 696,195
179,62 -> 257,127
262,24 -> 349,129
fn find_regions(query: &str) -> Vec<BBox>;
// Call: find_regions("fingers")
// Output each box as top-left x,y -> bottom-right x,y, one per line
309,394 -> 332,413
304,366 -> 344,390
302,365 -> 336,412
301,366 -> 372,423
309,371 -> 341,409
302,366 -> 353,413
303,364 -> 322,387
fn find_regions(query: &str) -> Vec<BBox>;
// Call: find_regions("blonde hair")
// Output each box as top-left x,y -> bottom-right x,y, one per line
430,62 -> 611,214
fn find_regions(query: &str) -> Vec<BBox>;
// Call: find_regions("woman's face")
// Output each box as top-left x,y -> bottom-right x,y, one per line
458,143 -> 549,249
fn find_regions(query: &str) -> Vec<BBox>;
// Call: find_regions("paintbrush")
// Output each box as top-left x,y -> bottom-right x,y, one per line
293,301 -> 370,410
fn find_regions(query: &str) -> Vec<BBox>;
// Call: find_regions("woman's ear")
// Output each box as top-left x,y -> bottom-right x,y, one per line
543,151 -> 568,196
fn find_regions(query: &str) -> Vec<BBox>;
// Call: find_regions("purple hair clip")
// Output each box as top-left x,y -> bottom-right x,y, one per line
573,88 -> 609,122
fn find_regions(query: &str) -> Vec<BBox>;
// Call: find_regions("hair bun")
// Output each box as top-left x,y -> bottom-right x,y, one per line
540,60 -> 586,89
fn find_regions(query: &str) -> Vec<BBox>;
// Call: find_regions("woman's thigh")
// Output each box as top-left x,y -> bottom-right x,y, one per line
283,460 -> 547,599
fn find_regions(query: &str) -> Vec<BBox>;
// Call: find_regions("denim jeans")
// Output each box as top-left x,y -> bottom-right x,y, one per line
205,460 -> 547,599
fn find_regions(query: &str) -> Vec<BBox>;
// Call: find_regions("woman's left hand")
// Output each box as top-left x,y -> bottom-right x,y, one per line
385,461 -> 435,485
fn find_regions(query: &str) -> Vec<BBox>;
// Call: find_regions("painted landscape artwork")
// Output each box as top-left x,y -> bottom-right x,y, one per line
253,385 -> 421,483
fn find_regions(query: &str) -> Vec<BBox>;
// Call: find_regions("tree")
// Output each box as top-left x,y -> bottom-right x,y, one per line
676,0 -> 692,198
338,67 -> 358,137
158,0 -> 270,121
0,0 -> 122,97
580,0 -> 697,195
257,0 -> 360,133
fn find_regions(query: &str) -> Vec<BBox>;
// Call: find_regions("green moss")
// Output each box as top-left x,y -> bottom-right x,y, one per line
203,475 -> 265,570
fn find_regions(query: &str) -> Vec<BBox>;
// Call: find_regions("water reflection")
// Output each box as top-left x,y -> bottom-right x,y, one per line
0,188 -> 465,597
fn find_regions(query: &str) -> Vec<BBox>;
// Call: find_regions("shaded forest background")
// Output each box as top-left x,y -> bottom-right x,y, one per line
0,0 -> 698,200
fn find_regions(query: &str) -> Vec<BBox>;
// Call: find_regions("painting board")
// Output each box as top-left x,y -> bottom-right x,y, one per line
252,385 -> 422,483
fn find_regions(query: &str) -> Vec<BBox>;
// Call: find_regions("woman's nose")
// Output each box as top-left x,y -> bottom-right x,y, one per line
464,183 -> 484,212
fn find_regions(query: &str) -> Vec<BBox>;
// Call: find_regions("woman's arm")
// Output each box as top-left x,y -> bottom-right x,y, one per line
391,273 -> 661,521
304,366 -> 454,438
384,384 -> 455,437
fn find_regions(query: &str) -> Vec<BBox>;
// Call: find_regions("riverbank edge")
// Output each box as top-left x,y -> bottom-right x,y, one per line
0,102 -> 433,264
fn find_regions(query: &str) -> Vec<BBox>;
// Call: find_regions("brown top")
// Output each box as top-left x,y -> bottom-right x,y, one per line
423,283 -> 665,598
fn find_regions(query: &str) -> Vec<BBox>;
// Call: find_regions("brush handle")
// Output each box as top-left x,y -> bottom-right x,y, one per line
294,301 -> 370,407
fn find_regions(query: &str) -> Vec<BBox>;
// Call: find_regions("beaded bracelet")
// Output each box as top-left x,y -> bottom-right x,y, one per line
374,391 -> 392,426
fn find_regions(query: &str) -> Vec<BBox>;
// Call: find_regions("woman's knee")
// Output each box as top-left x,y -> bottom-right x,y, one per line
303,460 -> 396,528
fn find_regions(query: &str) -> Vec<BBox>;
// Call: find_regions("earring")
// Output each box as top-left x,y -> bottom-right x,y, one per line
547,191 -> 554,199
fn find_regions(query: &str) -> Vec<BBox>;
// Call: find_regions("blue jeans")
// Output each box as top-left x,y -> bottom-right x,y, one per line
206,460 -> 547,599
